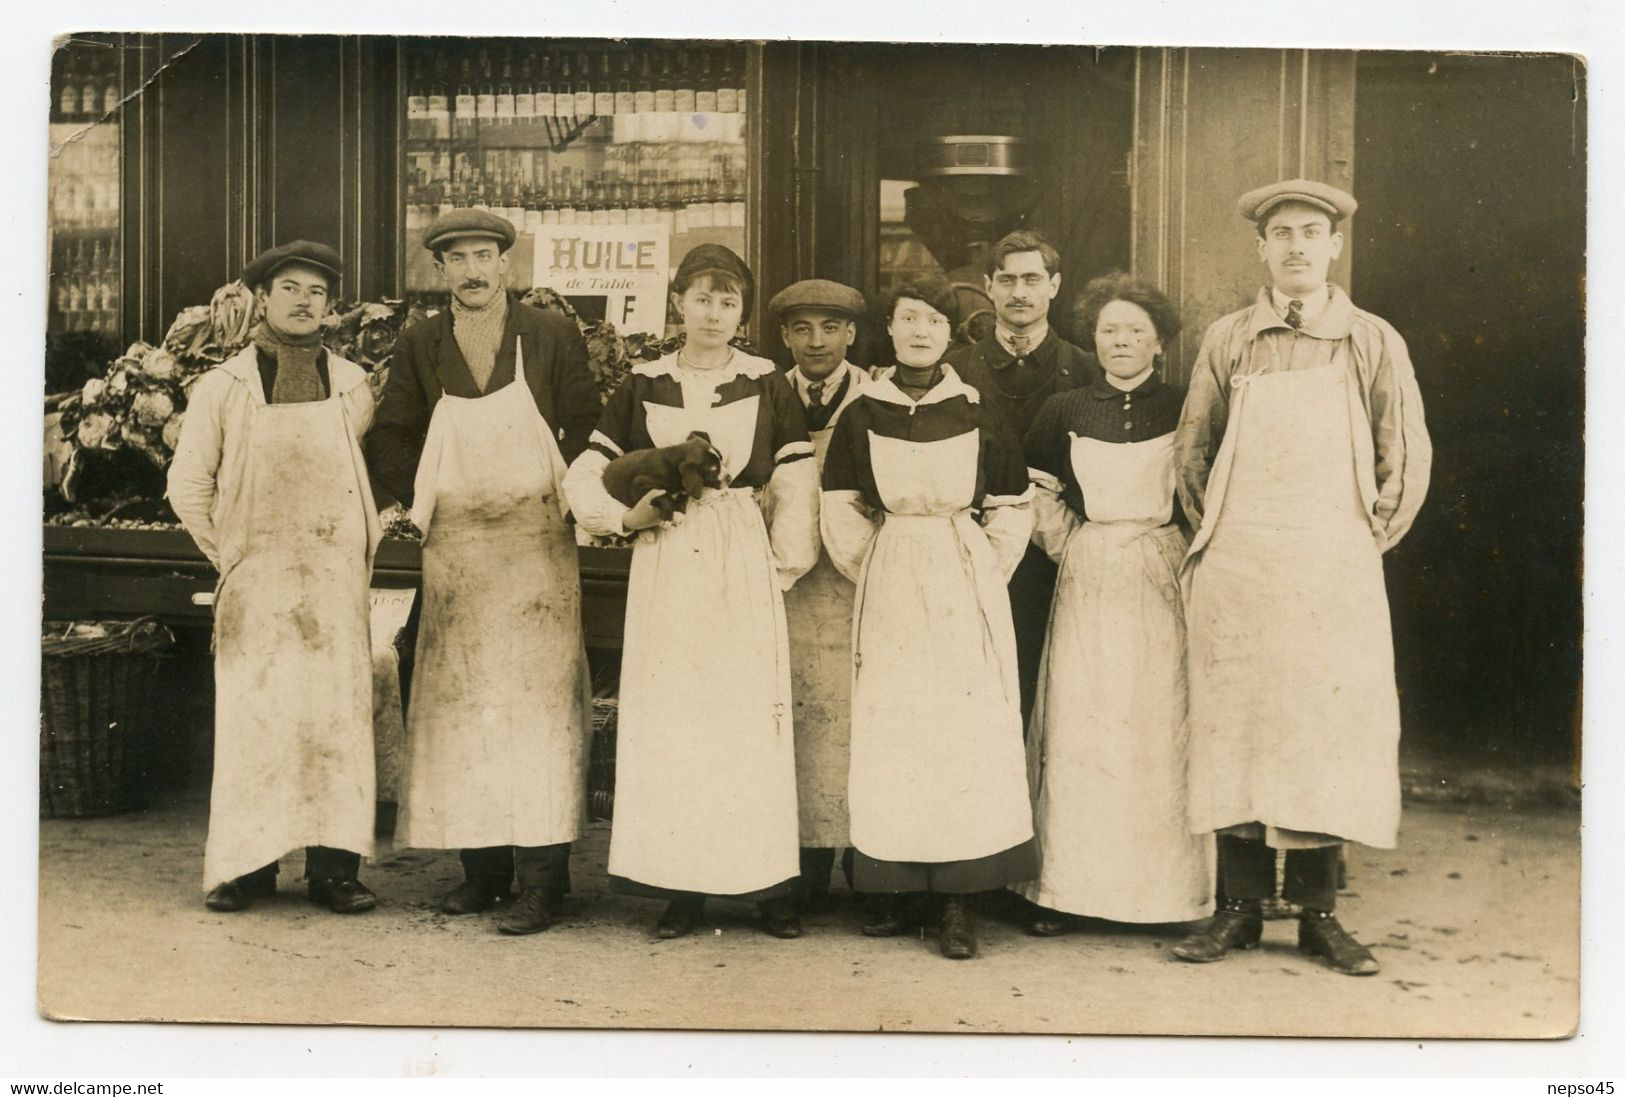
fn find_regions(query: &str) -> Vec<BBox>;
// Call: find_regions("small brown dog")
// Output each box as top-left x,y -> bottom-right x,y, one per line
602,431 -> 727,523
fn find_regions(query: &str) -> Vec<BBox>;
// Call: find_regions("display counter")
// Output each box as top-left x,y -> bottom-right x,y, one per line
42,526 -> 632,649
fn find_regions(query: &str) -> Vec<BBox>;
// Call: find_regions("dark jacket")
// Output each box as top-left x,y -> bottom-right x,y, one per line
365,295 -> 601,508
945,329 -> 1102,460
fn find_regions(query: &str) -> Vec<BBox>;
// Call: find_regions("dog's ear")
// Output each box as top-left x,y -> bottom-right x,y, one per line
687,430 -> 712,445
680,456 -> 708,499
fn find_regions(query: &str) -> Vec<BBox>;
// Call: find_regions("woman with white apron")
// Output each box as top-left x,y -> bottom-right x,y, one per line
564,245 -> 820,940
395,335 -> 594,935
821,275 -> 1035,960
165,241 -> 381,915
1013,275 -> 1213,934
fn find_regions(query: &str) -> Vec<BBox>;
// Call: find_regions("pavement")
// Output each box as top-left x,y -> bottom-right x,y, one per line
36,789 -> 1578,1039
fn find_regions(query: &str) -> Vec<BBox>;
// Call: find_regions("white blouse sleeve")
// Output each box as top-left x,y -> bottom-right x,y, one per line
1027,467 -> 1078,565
764,442 -> 821,591
562,447 -> 628,538
979,486 -> 1035,582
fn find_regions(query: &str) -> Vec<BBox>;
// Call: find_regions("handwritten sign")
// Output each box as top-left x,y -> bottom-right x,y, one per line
533,224 -> 671,337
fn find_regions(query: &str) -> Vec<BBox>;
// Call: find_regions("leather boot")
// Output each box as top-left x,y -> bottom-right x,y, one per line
205,882 -> 250,912
497,887 -> 554,936
440,876 -> 507,915
655,894 -> 706,939
1172,899 -> 1263,962
861,894 -> 908,937
759,896 -> 803,939
939,895 -> 978,960
1029,907 -> 1076,937
309,877 -> 377,914
1298,912 -> 1381,975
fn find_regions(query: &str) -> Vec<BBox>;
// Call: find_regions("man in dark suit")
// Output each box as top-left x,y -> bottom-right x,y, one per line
946,230 -> 1101,726
365,208 -> 601,935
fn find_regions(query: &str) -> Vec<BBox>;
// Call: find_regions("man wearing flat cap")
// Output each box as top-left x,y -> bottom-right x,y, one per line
1172,179 -> 1432,975
946,229 -> 1102,728
168,241 -> 383,915
770,278 -> 870,909
367,207 -> 601,936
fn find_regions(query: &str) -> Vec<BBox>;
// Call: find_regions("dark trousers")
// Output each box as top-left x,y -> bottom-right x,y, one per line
237,846 -> 360,886
459,843 -> 572,893
1217,835 -> 1340,913
1008,543 -> 1059,730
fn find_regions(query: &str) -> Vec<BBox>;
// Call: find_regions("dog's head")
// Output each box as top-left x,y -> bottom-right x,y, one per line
679,431 -> 728,496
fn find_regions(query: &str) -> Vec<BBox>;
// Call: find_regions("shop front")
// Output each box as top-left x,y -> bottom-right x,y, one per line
42,36 -> 1584,773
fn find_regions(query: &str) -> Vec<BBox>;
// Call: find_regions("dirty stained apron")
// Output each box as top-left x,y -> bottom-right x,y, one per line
1015,433 -> 1213,922
1183,360 -> 1403,849
608,390 -> 800,897
848,429 -> 1034,864
783,419 -> 855,848
205,396 -> 376,890
396,342 -> 592,850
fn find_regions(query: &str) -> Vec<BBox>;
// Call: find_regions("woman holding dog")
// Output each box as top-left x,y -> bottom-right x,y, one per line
563,244 -> 820,940
820,274 -> 1037,960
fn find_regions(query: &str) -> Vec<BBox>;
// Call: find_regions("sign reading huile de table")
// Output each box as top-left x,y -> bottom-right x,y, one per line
532,225 -> 671,337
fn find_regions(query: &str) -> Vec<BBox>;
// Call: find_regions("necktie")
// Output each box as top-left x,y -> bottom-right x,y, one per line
1285,299 -> 1305,330
807,381 -> 825,410
1008,332 -> 1031,357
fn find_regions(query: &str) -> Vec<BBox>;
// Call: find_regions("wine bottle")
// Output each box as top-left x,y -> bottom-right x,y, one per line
514,51 -> 535,124
57,52 -> 79,122
634,52 -> 655,115
717,49 -> 739,113
476,49 -> 497,128
454,54 -> 477,140
695,51 -> 718,113
428,53 -> 451,140
673,50 -> 695,113
534,53 -> 555,120
554,53 -> 575,124
573,52 -> 595,119
79,52 -> 100,122
406,54 -> 429,139
496,48 -> 516,125
654,51 -> 675,112
615,54 -> 635,115
595,53 -> 615,116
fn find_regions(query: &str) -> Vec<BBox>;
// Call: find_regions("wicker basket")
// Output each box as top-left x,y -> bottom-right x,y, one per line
588,696 -> 618,821
40,617 -> 175,818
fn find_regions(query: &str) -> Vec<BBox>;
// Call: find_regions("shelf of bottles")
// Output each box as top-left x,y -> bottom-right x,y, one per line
48,37 -> 125,338
400,40 -> 750,302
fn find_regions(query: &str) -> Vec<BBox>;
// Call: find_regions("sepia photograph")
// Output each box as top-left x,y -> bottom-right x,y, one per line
12,0 -> 1609,1075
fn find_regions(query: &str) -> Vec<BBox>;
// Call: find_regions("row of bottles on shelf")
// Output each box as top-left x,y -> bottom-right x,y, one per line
52,47 -> 122,124
51,239 -> 121,334
404,45 -> 746,143
51,141 -> 121,231
405,172 -> 747,237
406,144 -> 746,203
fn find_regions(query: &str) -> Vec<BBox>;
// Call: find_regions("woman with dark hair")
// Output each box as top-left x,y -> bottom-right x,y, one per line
1013,271 -> 1214,935
563,244 -> 821,940
821,274 -> 1037,960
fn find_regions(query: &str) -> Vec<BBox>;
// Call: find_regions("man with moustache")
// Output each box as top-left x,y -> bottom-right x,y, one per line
1172,179 -> 1431,976
366,208 -> 602,936
769,278 -> 871,911
168,241 -> 382,914
946,230 -> 1101,725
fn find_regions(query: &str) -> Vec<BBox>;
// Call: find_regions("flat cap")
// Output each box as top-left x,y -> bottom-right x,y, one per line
768,279 -> 867,322
424,208 -> 518,252
1238,178 -> 1358,223
242,240 -> 342,292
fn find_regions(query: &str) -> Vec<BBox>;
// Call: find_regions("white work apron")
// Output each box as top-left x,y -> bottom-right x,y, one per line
1183,360 -> 1403,848
847,429 -> 1034,864
1015,434 -> 1213,921
204,396 -> 377,890
607,391 -> 800,896
783,416 -> 856,847
396,342 -> 592,850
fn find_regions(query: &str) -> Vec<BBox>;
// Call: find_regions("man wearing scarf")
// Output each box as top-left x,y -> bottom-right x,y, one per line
366,208 -> 602,936
168,241 -> 383,914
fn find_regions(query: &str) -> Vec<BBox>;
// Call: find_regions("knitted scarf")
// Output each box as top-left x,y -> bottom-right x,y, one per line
251,321 -> 325,404
450,290 -> 509,393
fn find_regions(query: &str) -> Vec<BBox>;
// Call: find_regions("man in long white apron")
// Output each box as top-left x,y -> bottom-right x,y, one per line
769,278 -> 870,908
366,208 -> 602,936
1172,180 -> 1432,975
168,240 -> 383,915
